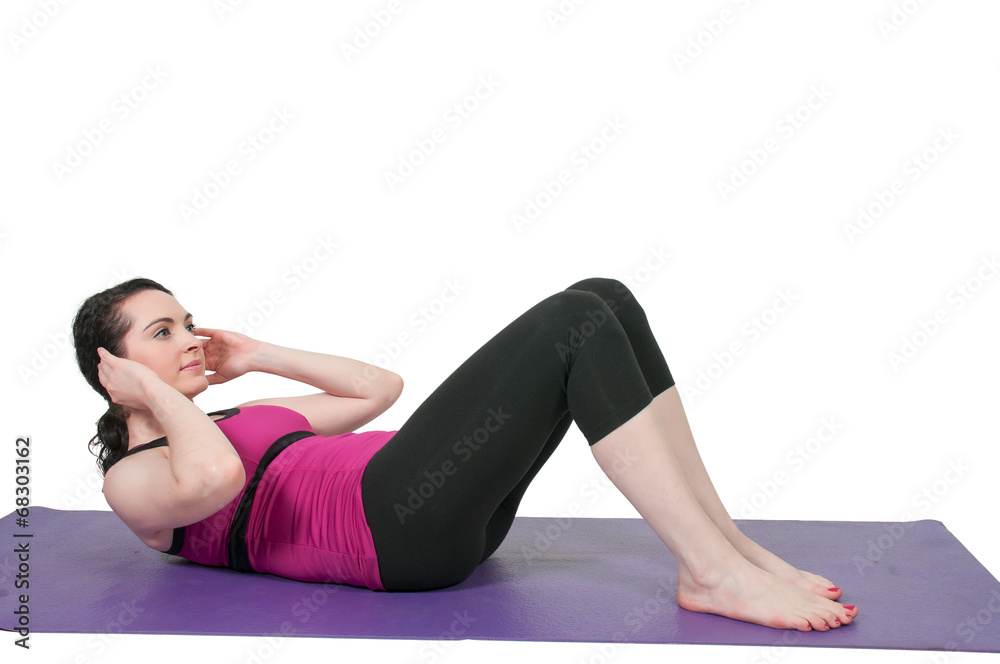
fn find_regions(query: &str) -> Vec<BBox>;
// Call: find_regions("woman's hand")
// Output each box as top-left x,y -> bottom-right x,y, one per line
97,347 -> 162,409
194,327 -> 262,385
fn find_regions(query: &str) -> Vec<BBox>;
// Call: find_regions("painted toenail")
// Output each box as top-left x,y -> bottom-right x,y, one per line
843,605 -> 855,611
828,587 -> 840,591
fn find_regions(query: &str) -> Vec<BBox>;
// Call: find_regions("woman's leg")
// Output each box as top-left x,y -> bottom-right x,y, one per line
477,412 -> 572,562
361,278 -> 857,630
649,387 -> 841,598
478,277 -> 672,561
362,282 -> 667,590
590,404 -> 855,631
566,279 -> 843,599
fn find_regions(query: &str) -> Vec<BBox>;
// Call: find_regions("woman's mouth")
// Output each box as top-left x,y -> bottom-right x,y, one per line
181,360 -> 203,371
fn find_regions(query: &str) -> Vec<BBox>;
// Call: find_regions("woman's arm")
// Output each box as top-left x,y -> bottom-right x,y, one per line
195,328 -> 404,436
97,346 -> 244,495
240,341 -> 404,434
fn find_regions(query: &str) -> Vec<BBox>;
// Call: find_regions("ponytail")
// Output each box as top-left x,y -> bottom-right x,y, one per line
90,402 -> 131,477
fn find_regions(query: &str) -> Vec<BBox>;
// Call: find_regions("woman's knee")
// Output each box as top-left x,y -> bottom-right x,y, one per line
533,289 -> 616,336
565,277 -> 636,312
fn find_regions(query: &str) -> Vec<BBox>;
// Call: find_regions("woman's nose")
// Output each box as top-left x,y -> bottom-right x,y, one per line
185,330 -> 203,349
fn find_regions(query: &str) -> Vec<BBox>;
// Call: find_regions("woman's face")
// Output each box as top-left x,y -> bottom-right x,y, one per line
119,289 -> 208,400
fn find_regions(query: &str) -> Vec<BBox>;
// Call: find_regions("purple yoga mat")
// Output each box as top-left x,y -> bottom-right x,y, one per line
1,507 -> 998,652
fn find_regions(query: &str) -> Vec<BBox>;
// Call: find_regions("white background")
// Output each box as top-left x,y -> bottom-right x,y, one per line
2,1 -> 999,662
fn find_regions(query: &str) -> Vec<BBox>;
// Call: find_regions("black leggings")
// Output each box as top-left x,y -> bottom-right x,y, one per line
360,277 -> 675,591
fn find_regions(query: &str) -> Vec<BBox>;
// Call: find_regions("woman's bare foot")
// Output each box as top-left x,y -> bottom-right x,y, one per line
723,527 -> 844,600
643,388 -> 847,601
677,550 -> 858,631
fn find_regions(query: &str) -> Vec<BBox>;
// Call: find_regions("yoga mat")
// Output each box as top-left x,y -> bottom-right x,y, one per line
2,507 -> 998,653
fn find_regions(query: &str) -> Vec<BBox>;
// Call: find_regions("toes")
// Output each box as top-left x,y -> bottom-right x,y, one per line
798,571 -> 842,599
807,614 -> 832,631
793,617 -> 813,631
834,606 -> 854,625
813,574 -> 836,590
812,585 -> 842,600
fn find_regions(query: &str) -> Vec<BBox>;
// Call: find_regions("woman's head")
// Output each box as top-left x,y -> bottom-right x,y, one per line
73,277 -> 207,474
105,287 -> 209,398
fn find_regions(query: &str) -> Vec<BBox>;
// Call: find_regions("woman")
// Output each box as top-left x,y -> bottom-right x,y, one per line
72,276 -> 857,632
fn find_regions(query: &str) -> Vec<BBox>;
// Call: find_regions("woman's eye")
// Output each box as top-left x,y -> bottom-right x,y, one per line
154,323 -> 195,338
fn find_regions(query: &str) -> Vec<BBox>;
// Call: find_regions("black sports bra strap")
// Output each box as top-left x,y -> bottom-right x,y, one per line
122,438 -> 168,457
119,408 -> 241,459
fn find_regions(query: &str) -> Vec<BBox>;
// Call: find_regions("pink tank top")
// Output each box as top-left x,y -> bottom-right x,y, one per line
122,405 -> 394,590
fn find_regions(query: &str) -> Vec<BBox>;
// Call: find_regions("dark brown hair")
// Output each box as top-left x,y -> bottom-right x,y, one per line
72,278 -> 173,476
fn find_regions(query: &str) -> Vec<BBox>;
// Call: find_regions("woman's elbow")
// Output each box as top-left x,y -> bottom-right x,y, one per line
384,372 -> 404,403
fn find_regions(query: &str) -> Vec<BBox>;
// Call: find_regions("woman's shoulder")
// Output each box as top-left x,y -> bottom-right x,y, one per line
106,408 -> 243,473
